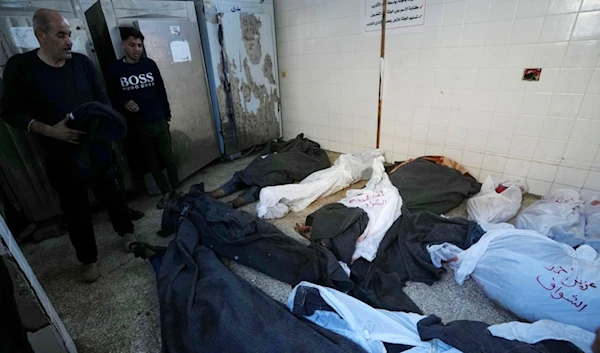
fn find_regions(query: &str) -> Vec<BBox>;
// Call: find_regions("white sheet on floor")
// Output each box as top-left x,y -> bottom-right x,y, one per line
516,189 -> 585,242
516,189 -> 600,250
257,150 -> 385,220
488,320 -> 595,353
584,197 -> 600,239
428,228 -> 600,332
287,282 -> 461,353
340,158 -> 402,262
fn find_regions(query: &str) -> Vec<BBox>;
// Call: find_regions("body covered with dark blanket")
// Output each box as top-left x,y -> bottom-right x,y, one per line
211,134 -> 331,206
306,205 -> 485,312
162,184 -> 353,292
307,203 -> 369,264
162,185 -> 483,314
157,222 -> 365,353
389,157 -> 481,214
238,133 -> 330,187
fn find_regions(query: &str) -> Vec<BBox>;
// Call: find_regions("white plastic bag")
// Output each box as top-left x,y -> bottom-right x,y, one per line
257,150 -> 384,219
516,189 -> 586,246
466,176 -> 526,223
339,159 -> 402,263
428,228 -> 600,332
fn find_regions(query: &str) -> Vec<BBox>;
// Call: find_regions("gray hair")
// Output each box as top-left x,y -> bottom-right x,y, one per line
32,9 -> 58,33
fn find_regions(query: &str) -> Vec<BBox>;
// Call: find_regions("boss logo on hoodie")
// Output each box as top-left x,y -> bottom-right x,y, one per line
119,72 -> 155,90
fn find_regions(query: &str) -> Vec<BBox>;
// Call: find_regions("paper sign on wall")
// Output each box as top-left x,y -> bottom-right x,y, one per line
363,0 -> 426,36
170,40 -> 191,63
9,27 -> 38,49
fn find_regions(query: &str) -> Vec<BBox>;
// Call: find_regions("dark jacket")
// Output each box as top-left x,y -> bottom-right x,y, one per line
66,102 -> 127,179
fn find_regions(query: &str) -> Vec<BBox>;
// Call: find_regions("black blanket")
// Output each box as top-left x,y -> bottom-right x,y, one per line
306,205 -> 485,312
237,133 -> 330,188
157,224 -> 365,353
66,101 -> 127,179
389,158 -> 481,214
163,184 -> 353,292
212,134 -> 331,207
162,185 -> 483,314
417,315 -> 583,353
306,203 -> 369,265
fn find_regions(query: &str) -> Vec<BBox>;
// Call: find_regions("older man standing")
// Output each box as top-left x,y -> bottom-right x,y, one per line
0,9 -> 137,282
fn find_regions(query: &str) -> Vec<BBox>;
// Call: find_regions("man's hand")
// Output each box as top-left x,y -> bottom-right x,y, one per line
46,116 -> 86,144
30,117 -> 85,144
125,100 -> 139,113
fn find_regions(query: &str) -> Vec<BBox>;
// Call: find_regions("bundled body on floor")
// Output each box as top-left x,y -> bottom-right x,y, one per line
208,134 -> 331,208
130,183 -> 597,353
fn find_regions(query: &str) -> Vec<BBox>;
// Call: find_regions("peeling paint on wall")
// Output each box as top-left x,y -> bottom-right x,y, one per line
240,13 -> 262,65
262,53 -> 276,85
216,12 -> 281,150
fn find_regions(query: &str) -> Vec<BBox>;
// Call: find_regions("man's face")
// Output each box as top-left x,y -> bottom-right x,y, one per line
123,37 -> 143,61
37,16 -> 72,60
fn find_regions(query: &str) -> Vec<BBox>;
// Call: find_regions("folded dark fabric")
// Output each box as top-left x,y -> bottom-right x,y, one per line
68,101 -> 127,142
417,315 -> 583,353
157,230 -> 366,353
389,157 -> 481,214
66,101 -> 126,179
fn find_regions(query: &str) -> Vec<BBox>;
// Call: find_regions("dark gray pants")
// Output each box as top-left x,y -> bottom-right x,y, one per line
135,121 -> 179,195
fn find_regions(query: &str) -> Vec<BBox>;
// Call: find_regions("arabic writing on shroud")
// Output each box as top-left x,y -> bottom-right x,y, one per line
536,264 -> 596,312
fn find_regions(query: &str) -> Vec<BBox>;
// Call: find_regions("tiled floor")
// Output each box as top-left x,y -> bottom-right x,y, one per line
20,151 -> 540,352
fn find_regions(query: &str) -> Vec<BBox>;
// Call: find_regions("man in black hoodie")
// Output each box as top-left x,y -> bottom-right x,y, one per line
0,9 -> 138,283
107,28 -> 180,209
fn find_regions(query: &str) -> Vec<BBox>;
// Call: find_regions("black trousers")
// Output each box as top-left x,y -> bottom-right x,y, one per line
135,121 -> 179,195
46,158 -> 134,265
0,258 -> 34,353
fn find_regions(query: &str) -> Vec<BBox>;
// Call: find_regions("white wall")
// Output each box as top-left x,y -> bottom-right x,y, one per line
275,0 -> 600,197
275,0 -> 381,155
